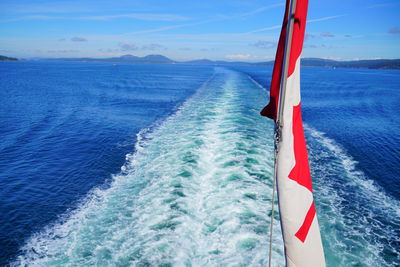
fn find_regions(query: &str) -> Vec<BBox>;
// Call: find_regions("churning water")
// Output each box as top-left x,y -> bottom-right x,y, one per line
0,62 -> 399,266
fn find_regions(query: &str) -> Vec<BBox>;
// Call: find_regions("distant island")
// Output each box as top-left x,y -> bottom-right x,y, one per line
0,55 -> 18,61
1,54 -> 400,69
297,58 -> 400,70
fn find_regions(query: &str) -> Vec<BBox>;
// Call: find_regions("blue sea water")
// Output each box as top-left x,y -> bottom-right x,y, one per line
0,61 -> 399,266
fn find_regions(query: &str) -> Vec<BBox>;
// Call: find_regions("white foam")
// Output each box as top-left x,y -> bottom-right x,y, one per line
14,68 -> 399,266
14,68 -> 283,266
247,75 -> 268,93
305,125 -> 400,266
306,125 -> 400,217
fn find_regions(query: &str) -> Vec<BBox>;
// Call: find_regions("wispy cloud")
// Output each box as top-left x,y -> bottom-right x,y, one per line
247,24 -> 281,33
40,3 -> 280,38
98,48 -> 120,53
0,49 -> 13,53
304,44 -> 338,49
249,40 -> 276,49
320,32 -> 335,38
1,3 -> 93,14
119,42 -> 139,51
48,49 -> 79,53
81,14 -> 189,21
142,43 -> 167,50
307,14 -> 346,23
225,54 -> 254,60
225,54 -> 273,61
248,14 -> 346,33
305,33 -> 317,39
2,13 -> 190,22
388,27 -> 400,34
125,19 -> 217,35
237,3 -> 284,18
117,42 -> 167,51
124,4 -> 283,35
306,32 -> 361,40
304,44 -> 318,48
2,15 -> 57,22
71,37 -> 87,42
0,15 -> 59,22
368,2 -> 399,8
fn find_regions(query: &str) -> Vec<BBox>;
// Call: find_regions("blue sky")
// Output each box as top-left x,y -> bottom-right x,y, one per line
0,0 -> 399,61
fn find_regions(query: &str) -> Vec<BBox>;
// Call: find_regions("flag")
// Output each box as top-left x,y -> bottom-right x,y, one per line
261,0 -> 326,266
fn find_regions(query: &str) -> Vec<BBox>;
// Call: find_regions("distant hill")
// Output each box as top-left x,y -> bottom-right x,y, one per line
185,59 -> 258,66
185,59 -> 216,65
6,54 -> 400,69
107,54 -> 174,64
44,54 -> 174,64
0,55 -> 18,61
300,58 -> 400,69
185,58 -> 400,69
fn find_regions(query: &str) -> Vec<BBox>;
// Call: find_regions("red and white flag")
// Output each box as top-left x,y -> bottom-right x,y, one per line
261,0 -> 326,266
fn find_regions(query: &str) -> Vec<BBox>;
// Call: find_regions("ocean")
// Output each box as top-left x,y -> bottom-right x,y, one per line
0,61 -> 399,266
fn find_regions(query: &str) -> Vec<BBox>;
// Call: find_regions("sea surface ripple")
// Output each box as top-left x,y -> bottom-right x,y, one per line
0,62 -> 399,266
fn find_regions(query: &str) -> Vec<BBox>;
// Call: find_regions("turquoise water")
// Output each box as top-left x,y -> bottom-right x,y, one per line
0,62 -> 399,266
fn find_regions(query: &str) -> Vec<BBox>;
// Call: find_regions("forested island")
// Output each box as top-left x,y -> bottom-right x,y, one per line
0,55 -> 18,61
1,54 -> 400,69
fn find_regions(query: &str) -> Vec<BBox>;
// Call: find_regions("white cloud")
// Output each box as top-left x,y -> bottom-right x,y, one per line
307,14 -> 346,23
71,37 -> 87,42
249,40 -> 276,49
388,27 -> 400,34
368,2 -> 399,9
47,49 -> 79,53
236,3 -> 284,18
118,42 -> 139,51
320,32 -> 335,38
81,14 -> 189,21
247,25 -> 281,33
142,43 -> 167,50
249,14 -> 346,34
226,54 -> 254,60
3,13 -> 190,23
124,4 -> 283,35
224,54 -> 270,61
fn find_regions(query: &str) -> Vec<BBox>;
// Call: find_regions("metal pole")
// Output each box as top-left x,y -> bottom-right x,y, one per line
268,0 -> 297,266
277,0 -> 298,126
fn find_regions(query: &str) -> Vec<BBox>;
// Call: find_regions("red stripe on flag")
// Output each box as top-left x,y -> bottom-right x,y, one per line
288,104 -> 313,191
287,0 -> 308,77
290,104 -> 315,242
295,202 -> 316,243
260,0 -> 308,121
260,0 -> 290,120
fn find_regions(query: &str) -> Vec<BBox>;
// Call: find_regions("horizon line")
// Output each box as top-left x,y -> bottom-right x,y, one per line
3,54 -> 400,63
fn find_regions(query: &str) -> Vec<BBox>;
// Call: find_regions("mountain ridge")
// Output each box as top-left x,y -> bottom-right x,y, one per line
2,54 -> 400,69
0,55 -> 18,61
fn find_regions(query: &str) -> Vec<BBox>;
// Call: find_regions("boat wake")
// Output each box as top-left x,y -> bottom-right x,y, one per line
14,68 -> 399,266
14,68 -> 284,266
305,126 -> 400,266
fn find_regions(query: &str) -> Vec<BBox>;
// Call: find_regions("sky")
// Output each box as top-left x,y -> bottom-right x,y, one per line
0,0 -> 399,61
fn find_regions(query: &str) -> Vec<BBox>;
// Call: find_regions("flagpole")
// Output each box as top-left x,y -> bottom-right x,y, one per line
268,0 -> 297,266
277,0 -> 297,125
